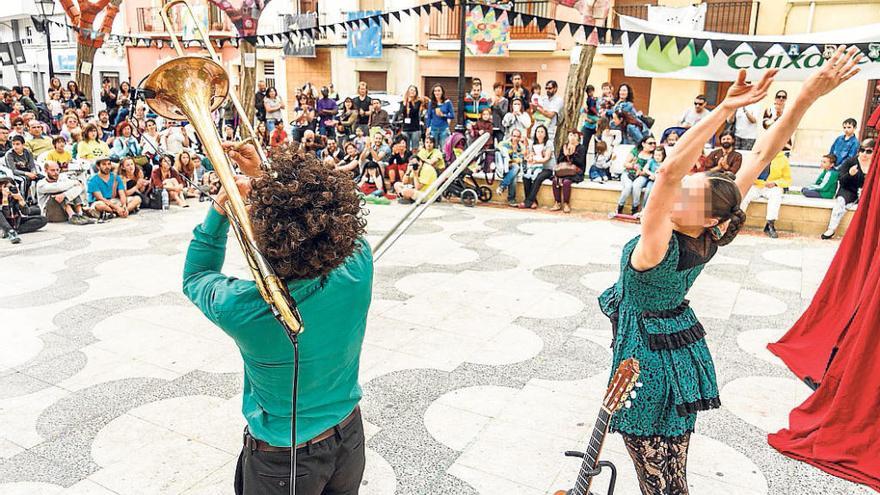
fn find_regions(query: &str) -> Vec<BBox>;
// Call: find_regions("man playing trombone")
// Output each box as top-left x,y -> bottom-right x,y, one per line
182,142 -> 372,495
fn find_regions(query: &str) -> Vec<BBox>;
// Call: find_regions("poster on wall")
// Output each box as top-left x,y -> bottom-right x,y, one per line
181,2 -> 209,40
466,3 -> 510,56
283,13 -> 317,57
0,44 -> 12,66
620,15 -> 880,81
646,4 -> 706,31
347,11 -> 382,59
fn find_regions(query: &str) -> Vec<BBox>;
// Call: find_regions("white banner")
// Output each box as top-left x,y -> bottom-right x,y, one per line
647,4 -> 706,32
619,15 -> 880,81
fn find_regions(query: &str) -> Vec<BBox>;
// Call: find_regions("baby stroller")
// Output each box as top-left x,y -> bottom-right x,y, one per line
441,131 -> 493,207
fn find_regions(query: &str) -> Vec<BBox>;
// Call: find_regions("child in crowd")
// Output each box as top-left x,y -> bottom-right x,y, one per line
802,154 -> 839,199
47,91 -> 64,129
45,136 -> 72,171
589,140 -> 613,182
353,126 -> 368,153
580,85 -> 600,151
634,144 -> 666,208
829,118 -> 860,166
358,161 -> 388,203
663,130 -> 680,147
471,108 -> 495,170
599,82 -> 616,117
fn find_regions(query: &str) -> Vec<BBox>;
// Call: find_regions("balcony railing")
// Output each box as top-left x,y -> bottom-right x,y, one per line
428,1 -> 555,41
136,7 -> 233,35
614,1 -> 755,35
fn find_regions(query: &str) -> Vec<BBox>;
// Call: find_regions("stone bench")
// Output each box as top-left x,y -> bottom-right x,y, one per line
473,174 -> 853,237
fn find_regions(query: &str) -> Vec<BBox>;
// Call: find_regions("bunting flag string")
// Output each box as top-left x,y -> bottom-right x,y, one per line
32,0 -> 880,63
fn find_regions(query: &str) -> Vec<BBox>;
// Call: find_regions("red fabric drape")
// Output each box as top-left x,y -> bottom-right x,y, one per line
767,104 -> 880,492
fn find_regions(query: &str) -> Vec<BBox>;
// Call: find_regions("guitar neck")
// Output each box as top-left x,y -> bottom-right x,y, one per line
571,408 -> 612,495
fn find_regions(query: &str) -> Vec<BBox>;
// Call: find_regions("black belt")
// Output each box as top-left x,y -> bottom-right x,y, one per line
243,406 -> 359,453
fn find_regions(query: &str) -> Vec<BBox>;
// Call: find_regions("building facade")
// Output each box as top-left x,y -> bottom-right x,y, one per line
0,0 -> 128,101
124,0 -> 293,119
283,0 -> 878,163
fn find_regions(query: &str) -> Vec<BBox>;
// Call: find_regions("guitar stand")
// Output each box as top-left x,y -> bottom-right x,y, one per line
564,451 -> 618,495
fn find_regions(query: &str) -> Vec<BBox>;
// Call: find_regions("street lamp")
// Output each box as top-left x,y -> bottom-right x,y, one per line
34,0 -> 56,79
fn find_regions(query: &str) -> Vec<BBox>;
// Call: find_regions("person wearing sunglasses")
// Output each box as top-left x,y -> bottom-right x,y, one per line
679,94 -> 710,129
763,90 -> 792,152
822,139 -> 875,239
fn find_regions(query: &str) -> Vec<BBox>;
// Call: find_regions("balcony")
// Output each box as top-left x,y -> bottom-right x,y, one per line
427,1 -> 555,41
136,6 -> 234,35
614,1 -> 756,35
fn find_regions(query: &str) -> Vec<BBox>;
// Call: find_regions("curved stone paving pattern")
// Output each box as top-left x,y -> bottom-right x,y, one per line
1,204 -> 874,494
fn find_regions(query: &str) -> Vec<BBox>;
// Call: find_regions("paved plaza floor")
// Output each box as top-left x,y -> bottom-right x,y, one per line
0,201 -> 873,495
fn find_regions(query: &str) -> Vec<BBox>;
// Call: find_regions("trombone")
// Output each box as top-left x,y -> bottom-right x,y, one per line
142,0 -> 303,336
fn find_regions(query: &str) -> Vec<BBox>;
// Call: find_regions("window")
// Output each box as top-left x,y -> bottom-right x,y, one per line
358,71 -> 387,92
263,61 -> 276,89
100,72 -> 120,89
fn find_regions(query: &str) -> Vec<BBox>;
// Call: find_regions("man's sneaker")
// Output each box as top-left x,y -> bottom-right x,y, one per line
84,208 -> 100,219
398,197 -> 415,205
7,230 -> 21,244
69,215 -> 88,225
78,214 -> 97,224
821,229 -> 834,240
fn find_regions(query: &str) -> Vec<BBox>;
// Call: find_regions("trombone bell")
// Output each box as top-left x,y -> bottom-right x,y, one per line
142,56 -> 229,120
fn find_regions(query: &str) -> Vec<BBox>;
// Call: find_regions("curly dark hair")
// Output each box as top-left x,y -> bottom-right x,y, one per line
249,144 -> 367,281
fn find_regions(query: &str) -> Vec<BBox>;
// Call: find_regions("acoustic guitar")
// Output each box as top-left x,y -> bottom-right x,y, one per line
554,358 -> 641,495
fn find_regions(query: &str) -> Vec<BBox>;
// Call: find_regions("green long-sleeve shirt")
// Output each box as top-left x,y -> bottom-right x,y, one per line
182,208 -> 373,446
805,169 -> 840,199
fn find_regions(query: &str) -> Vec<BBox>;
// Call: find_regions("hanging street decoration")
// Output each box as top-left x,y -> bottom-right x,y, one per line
32,0 -> 880,79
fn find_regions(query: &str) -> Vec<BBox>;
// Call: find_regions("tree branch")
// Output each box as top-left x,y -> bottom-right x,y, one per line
59,0 -> 81,28
93,0 -> 123,49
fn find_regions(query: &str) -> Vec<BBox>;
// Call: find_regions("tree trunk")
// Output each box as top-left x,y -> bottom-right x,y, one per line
555,44 -> 597,152
238,40 -> 257,139
76,44 -> 98,103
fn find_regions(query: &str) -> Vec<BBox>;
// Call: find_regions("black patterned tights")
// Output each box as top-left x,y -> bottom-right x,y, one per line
622,432 -> 691,495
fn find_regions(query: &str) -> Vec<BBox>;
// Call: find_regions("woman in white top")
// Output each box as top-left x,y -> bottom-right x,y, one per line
521,124 -> 554,208
161,122 -> 190,156
502,98 -> 532,139
263,87 -> 285,132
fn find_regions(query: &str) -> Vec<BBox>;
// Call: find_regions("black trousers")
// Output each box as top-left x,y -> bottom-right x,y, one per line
523,169 -> 555,207
234,410 -> 366,495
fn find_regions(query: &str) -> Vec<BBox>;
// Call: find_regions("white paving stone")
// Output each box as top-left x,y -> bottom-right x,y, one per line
722,376 -> 812,433
737,328 -> 789,368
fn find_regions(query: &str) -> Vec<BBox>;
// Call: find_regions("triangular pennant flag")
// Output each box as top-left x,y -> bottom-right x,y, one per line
658,34 -> 672,49
421,5 -> 431,15
429,1 -> 442,13
570,24 -> 584,40
472,4 -> 484,16
521,13 -> 535,26
693,37 -> 709,54
596,27 -> 608,44
536,16 -> 551,31
554,20 -> 565,35
673,36 -> 689,53
752,41 -> 775,58
381,13 -> 390,24
443,0 -> 455,8
644,33 -> 659,47
391,10 -> 401,22
713,39 -> 738,56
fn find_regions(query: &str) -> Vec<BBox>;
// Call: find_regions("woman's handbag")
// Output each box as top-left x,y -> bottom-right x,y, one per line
146,188 -> 164,210
554,162 -> 579,178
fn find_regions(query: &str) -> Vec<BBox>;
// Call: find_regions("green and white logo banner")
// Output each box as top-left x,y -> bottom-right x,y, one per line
620,15 -> 880,81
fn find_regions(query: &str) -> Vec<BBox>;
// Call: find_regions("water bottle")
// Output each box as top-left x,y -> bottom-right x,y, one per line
161,189 -> 169,211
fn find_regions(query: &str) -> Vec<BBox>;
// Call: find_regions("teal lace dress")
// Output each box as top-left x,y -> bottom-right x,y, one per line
598,231 -> 721,437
